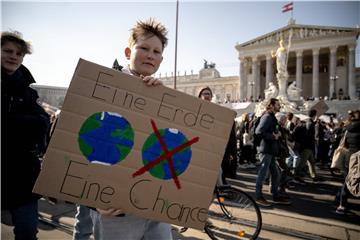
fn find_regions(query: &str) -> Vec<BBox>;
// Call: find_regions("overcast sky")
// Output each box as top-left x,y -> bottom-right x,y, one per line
2,0 -> 359,87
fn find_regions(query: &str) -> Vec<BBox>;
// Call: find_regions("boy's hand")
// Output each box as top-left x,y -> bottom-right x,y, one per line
140,75 -> 163,86
96,207 -> 124,216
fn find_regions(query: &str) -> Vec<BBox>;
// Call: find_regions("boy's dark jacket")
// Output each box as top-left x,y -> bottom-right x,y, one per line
1,65 -> 50,209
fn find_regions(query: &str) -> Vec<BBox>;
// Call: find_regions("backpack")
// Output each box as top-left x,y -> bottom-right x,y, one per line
250,117 -> 261,147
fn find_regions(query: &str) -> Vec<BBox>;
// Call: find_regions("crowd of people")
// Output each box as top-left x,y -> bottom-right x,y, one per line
2,18 -> 359,240
235,104 -> 360,210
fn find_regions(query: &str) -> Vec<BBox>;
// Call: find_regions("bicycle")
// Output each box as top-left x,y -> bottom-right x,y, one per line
180,184 -> 262,239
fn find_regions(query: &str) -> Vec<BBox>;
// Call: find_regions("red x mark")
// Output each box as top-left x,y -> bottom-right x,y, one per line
132,119 -> 199,189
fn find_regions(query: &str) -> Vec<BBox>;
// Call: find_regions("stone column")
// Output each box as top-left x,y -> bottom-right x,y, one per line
265,54 -> 273,88
239,57 -> 246,101
312,48 -> 320,98
329,46 -> 337,98
256,60 -> 261,99
251,56 -> 258,100
348,44 -> 356,99
296,50 -> 303,89
232,84 -> 237,101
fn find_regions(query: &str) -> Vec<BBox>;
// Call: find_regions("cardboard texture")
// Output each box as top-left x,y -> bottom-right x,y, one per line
33,59 -> 236,230
310,100 -> 329,116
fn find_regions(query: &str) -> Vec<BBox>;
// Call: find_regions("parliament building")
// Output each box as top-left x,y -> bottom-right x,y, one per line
161,21 -> 360,103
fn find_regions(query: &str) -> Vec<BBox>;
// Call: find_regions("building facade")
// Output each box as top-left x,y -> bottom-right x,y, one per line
235,21 -> 360,100
161,63 -> 240,103
31,85 -> 67,108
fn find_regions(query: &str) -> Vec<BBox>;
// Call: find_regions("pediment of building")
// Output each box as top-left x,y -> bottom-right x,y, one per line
237,23 -> 359,49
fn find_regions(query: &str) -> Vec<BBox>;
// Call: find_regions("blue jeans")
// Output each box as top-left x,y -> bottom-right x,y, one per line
10,200 -> 38,240
73,205 -> 98,240
255,153 -> 280,199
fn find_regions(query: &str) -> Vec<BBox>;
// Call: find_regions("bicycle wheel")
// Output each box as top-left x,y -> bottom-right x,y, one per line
207,187 -> 262,240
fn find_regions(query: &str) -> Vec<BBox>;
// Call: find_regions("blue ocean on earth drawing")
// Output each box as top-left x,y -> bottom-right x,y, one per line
78,111 -> 134,165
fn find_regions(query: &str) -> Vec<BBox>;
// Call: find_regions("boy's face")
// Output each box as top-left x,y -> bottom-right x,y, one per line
1,42 -> 24,75
125,35 -> 163,77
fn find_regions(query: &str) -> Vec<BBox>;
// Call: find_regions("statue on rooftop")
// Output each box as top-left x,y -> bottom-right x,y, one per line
208,62 -> 216,68
203,59 -> 208,69
272,39 -> 289,98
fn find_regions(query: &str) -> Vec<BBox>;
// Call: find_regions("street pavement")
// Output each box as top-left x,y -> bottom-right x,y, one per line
2,165 -> 360,240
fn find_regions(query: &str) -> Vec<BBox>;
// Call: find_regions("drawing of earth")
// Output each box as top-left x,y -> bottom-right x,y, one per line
142,128 -> 192,180
78,112 -> 134,165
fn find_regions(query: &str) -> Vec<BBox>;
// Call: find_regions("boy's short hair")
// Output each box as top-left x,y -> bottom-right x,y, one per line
1,31 -> 32,55
128,17 -> 168,50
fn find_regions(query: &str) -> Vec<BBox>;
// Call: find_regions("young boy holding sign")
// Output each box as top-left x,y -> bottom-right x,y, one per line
74,18 -> 172,240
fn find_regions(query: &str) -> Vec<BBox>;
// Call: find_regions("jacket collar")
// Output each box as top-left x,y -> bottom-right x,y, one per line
2,64 -> 35,90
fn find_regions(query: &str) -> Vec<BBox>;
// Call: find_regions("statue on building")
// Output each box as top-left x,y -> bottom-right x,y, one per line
272,39 -> 287,76
203,59 -> 216,69
264,82 -> 279,100
287,81 -> 302,101
208,62 -> 216,68
271,39 -> 289,99
203,59 -> 208,69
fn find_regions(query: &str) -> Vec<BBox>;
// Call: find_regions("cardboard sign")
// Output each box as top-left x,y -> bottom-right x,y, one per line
310,100 -> 329,116
33,59 -> 236,230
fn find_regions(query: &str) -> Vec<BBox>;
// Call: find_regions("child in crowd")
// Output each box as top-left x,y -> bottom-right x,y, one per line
2,31 -> 50,240
86,18 -> 172,240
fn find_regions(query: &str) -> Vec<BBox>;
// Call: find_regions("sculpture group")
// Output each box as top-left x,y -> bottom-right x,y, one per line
256,38 -> 302,115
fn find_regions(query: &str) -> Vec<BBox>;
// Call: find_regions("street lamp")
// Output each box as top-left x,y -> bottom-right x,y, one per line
330,75 -> 338,99
249,81 -> 255,102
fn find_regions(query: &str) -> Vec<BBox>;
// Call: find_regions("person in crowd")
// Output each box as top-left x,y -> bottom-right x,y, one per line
275,112 -> 292,196
332,121 -> 345,152
284,113 -> 295,165
1,30 -> 51,240
293,109 -> 321,183
87,18 -> 173,240
222,121 -> 238,180
198,86 -> 213,102
335,109 -> 360,214
254,98 -> 291,206
238,113 -> 256,169
287,117 -> 302,171
316,119 -> 329,167
285,112 -> 295,132
329,121 -> 345,173
319,120 -> 332,167
198,86 -> 238,183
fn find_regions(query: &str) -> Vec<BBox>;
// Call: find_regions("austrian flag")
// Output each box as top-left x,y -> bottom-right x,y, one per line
282,2 -> 293,13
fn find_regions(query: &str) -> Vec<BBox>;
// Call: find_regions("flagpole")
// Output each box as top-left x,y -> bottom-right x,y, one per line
173,0 -> 179,90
